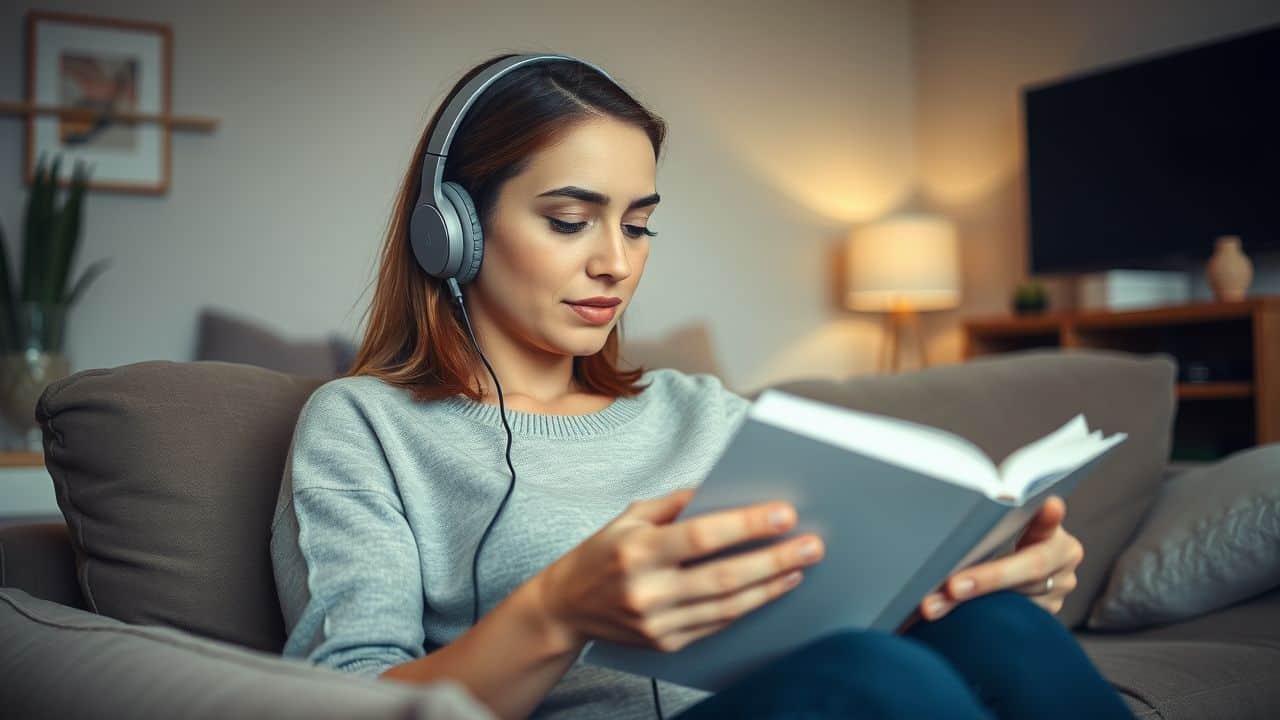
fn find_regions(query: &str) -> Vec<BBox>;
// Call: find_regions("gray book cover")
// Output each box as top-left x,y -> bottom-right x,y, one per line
582,408 -> 1124,691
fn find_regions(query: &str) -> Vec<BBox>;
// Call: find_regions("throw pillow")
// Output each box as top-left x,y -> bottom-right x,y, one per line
1086,443 -> 1280,630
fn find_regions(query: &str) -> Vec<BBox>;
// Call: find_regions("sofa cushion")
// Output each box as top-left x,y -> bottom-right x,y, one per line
1087,443 -> 1280,630
0,587 -> 493,720
36,360 -> 327,652
1077,633 -> 1280,720
0,522 -> 84,610
196,307 -> 343,378
765,348 -> 1177,628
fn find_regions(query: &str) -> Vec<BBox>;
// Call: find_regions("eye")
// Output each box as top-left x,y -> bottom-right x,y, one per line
547,217 -> 588,234
624,224 -> 659,238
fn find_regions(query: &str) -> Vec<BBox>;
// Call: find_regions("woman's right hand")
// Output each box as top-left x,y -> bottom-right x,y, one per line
529,487 -> 825,653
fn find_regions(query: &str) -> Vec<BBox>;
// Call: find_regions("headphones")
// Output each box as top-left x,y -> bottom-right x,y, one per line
408,53 -> 620,288
405,54 -> 667,720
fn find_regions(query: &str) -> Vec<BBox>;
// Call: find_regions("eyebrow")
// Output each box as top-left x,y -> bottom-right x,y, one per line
536,185 -> 661,211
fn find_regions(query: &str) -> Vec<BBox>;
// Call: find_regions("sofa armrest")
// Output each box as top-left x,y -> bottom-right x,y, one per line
0,588 -> 496,720
0,522 -> 86,610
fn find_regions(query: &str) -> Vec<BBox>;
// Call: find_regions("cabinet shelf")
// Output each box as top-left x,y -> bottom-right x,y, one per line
1177,382 -> 1254,399
963,296 -> 1280,460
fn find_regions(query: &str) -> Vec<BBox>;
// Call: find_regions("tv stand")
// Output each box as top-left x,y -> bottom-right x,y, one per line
962,296 -> 1279,460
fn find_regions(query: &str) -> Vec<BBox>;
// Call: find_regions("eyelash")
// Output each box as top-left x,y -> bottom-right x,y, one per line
547,217 -> 658,238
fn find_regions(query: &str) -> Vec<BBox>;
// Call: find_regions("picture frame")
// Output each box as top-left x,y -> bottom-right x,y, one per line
24,10 -> 172,194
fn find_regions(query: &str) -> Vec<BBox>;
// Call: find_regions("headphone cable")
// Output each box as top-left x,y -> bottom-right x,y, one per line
447,278 -> 663,720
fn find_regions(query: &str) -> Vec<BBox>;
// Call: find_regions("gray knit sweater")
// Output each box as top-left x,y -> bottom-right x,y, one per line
270,368 -> 752,719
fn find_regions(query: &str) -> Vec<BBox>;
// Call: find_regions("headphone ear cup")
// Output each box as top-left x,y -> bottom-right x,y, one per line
440,181 -> 484,285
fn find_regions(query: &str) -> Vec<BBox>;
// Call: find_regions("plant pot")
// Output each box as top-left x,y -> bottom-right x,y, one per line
0,302 -> 72,451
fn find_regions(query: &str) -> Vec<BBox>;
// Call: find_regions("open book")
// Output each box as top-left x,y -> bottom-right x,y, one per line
583,389 -> 1127,691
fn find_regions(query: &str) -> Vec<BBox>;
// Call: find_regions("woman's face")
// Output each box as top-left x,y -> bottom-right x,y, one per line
470,117 -> 659,360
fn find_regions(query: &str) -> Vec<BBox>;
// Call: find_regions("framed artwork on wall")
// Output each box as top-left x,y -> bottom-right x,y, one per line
24,10 -> 172,194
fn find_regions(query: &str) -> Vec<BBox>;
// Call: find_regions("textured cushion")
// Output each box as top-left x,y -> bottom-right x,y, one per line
1086,443 -> 1280,630
35,360 -> 326,652
196,307 -> 343,378
765,348 -> 1177,628
0,587 -> 494,720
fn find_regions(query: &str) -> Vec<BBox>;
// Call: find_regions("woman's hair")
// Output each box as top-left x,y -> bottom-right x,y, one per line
345,53 -> 668,403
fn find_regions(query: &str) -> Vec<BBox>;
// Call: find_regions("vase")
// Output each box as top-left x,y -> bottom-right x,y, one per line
0,302 -> 72,451
1206,235 -> 1253,301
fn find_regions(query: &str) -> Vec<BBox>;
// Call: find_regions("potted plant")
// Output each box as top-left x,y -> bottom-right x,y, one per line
0,152 -> 111,450
1012,280 -> 1049,315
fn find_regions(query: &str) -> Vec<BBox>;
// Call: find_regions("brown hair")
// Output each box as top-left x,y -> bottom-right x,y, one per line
345,54 -> 668,403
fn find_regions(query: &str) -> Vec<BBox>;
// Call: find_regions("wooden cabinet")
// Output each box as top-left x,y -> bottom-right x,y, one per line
963,297 -> 1280,460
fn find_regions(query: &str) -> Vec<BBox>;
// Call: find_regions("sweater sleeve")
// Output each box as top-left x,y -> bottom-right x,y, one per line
270,382 -> 427,678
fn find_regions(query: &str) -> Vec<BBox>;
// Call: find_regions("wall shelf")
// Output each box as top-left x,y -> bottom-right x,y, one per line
0,99 -> 218,132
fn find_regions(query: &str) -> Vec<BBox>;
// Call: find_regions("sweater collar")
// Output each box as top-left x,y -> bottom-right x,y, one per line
438,381 -> 652,439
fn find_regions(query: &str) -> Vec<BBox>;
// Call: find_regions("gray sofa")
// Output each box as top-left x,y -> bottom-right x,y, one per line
2,349 -> 1278,719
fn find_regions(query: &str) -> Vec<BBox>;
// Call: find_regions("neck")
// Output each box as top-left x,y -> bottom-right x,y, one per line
462,299 -> 581,405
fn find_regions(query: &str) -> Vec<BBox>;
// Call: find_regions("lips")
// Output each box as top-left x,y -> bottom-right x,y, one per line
564,300 -> 619,325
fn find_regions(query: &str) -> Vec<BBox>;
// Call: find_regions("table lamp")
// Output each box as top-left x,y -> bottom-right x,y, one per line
845,213 -> 960,373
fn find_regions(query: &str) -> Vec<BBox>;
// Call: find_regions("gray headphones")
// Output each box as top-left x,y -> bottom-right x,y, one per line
407,53 -> 622,286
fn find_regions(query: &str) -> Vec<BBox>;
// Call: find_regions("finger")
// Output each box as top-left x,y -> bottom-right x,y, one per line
676,533 -> 823,602
1017,496 -> 1066,549
622,488 -> 698,525
944,541 -> 1061,601
1011,566 -> 1077,597
652,617 -> 732,653
646,568 -> 805,638
654,501 -> 797,563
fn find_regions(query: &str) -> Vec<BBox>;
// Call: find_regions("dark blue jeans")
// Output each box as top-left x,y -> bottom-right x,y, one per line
674,590 -> 1133,719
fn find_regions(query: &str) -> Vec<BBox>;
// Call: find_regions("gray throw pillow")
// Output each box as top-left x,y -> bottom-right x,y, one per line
1087,443 -> 1280,630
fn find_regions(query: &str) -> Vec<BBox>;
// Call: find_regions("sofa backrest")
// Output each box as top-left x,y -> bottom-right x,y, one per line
764,348 -> 1177,627
37,360 -> 326,652
36,349 -> 1175,652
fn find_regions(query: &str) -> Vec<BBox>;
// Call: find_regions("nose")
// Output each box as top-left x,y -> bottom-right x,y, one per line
586,223 -> 633,283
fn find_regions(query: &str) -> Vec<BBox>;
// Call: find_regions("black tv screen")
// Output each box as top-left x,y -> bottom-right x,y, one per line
1025,24 -> 1280,275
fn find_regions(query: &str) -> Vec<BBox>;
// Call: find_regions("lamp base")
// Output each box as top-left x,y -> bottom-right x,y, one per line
878,308 -> 929,374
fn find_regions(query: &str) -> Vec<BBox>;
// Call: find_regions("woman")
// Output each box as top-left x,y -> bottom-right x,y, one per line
269,53 -> 1134,720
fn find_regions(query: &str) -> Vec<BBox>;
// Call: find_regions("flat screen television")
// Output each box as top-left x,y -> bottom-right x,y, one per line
1024,24 -> 1280,275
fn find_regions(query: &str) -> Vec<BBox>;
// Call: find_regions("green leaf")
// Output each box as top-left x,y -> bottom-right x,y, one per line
48,159 -> 89,304
65,257 -> 112,306
0,219 -> 15,353
22,152 -> 50,303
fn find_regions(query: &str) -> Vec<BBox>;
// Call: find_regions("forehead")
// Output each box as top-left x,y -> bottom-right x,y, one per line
517,118 -> 657,194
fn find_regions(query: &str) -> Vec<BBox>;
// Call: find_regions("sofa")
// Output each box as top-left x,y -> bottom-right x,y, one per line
3,348 -> 1278,719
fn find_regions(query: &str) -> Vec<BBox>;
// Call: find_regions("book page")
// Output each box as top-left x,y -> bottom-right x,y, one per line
1002,431 -> 1127,499
995,414 -> 1090,481
750,390 -> 999,495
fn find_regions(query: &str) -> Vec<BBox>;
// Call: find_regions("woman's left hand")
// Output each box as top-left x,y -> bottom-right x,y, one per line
918,495 -> 1084,622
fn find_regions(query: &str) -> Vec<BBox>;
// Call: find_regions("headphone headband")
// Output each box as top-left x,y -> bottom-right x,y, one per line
408,54 -> 622,284
414,54 -> 620,228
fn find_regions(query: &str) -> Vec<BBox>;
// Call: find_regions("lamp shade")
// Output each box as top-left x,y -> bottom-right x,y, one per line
845,214 -> 960,312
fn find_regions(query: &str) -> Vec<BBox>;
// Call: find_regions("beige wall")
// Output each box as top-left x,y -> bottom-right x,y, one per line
914,0 -> 1280,367
4,1 -> 1278,392
0,0 -> 915,393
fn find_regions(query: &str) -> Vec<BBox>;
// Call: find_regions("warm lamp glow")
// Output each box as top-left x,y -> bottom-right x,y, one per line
845,214 -> 960,312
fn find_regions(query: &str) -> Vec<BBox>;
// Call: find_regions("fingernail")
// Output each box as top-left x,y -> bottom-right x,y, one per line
769,507 -> 792,529
798,539 -> 821,561
953,577 -> 975,598
783,570 -> 803,588
926,597 -> 946,617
